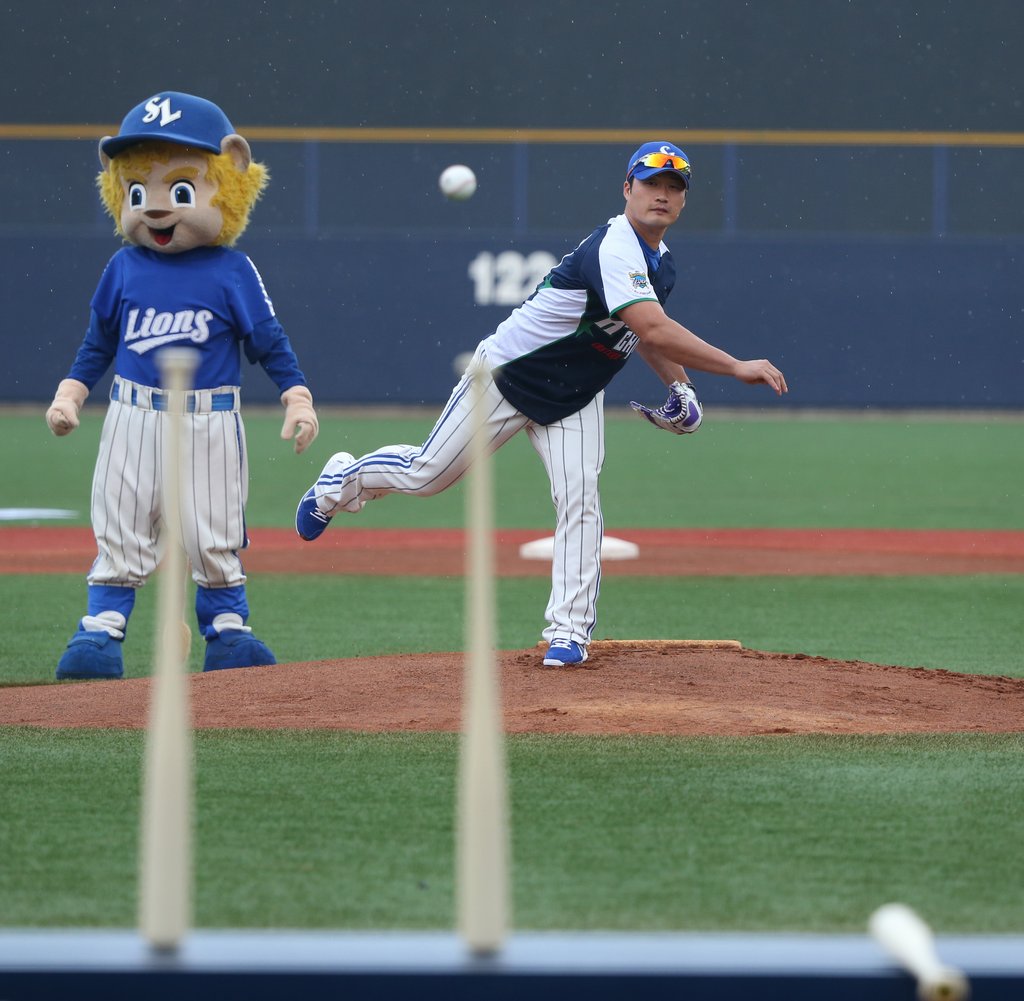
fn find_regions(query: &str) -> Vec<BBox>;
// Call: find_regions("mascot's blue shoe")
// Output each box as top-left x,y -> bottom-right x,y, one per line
203,631 -> 277,672
55,631 -> 125,680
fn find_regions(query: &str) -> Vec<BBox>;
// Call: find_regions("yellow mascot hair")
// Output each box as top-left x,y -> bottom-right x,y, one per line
96,141 -> 269,247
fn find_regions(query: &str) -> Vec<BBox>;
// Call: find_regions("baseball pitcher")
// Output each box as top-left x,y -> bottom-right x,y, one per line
295,141 -> 787,667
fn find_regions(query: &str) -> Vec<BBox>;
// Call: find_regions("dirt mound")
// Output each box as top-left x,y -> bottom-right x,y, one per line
4,642 -> 1022,736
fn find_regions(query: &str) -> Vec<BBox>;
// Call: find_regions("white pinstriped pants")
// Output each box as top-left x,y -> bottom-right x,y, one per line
316,351 -> 606,645
87,379 -> 249,590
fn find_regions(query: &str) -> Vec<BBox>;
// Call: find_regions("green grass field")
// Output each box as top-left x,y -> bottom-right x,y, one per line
1,407 -> 1022,933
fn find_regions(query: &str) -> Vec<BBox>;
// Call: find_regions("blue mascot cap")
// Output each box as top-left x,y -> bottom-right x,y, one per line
100,92 -> 235,158
625,141 -> 691,187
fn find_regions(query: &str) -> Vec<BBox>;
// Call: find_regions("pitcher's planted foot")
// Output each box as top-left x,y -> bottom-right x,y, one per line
542,638 -> 589,667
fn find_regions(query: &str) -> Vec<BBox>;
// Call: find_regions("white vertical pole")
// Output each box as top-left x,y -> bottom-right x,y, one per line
456,360 -> 510,955
139,347 -> 199,951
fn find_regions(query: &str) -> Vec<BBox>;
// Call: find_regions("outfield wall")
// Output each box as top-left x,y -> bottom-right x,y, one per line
7,228 -> 1022,409
4,115 -> 1024,408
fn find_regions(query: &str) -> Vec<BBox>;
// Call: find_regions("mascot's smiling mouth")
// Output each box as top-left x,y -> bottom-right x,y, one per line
151,225 -> 175,247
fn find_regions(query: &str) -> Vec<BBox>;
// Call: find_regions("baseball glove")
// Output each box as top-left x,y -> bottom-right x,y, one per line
630,380 -> 703,434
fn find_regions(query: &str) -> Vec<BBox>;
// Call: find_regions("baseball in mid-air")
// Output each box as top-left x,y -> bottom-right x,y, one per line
439,164 -> 477,200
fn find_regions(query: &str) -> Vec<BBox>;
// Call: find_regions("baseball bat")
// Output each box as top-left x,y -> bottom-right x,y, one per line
869,902 -> 969,1001
455,358 -> 510,955
139,347 -> 200,952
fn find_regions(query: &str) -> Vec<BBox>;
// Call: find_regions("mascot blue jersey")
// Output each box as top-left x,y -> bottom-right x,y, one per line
67,245 -> 305,392
482,213 -> 676,425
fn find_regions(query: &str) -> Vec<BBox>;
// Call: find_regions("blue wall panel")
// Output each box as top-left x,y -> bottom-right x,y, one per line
5,234 -> 1022,410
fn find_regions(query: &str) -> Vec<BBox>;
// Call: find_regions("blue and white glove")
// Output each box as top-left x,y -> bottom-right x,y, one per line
630,381 -> 703,435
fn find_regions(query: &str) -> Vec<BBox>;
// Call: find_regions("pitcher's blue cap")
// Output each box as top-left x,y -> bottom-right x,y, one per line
100,92 -> 235,158
626,141 -> 691,187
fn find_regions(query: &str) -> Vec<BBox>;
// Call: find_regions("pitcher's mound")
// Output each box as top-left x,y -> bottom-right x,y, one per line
3,645 -> 1023,736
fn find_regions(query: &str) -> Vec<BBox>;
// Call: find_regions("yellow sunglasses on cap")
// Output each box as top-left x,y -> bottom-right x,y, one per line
629,151 -> 691,174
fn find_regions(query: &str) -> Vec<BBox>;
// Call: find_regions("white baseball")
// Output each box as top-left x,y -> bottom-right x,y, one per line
439,164 -> 477,200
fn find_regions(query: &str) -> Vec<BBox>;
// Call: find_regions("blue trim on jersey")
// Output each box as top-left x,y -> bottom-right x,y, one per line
640,241 -> 662,274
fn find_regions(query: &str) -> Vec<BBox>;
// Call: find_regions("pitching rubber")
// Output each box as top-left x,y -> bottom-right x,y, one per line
538,639 -> 743,652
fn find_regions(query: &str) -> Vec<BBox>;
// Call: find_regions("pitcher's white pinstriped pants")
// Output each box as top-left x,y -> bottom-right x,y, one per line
315,353 -> 606,645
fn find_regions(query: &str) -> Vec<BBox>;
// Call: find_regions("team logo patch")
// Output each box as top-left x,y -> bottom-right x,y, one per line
629,270 -> 650,292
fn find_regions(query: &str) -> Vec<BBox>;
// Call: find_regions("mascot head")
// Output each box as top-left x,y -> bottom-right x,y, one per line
97,92 -> 268,252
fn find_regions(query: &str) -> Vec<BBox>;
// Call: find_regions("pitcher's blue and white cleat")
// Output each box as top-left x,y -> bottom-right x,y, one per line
295,451 -> 355,541
542,638 -> 589,667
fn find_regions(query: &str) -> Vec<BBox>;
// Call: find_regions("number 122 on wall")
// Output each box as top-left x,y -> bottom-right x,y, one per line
467,250 -> 557,307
